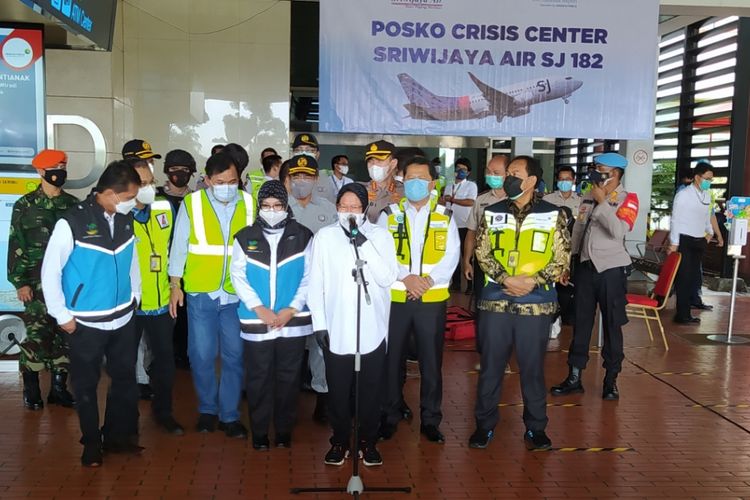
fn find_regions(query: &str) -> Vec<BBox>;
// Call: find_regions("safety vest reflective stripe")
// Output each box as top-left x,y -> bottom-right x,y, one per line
188,190 -> 253,256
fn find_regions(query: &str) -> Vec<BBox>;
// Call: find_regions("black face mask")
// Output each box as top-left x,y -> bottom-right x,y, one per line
169,171 -> 192,188
43,169 -> 67,187
503,175 -> 525,200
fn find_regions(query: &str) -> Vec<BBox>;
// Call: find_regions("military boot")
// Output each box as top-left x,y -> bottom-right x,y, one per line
22,372 -> 44,410
550,366 -> 584,396
48,371 -> 76,407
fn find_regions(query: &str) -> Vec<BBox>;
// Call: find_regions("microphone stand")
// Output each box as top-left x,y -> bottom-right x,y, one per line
291,224 -> 411,498
0,332 -> 21,356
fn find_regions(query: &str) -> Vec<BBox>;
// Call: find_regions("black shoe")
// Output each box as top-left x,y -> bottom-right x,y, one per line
469,428 -> 494,449
252,434 -> 270,450
313,393 -> 328,424
156,416 -> 184,435
174,355 -> 191,371
324,444 -> 349,466
275,433 -> 291,448
218,420 -> 248,439
102,440 -> 144,455
400,401 -> 413,421
420,424 -> 445,443
691,303 -> 713,311
524,430 -> 552,451
138,383 -> 155,401
550,366 -> 584,396
360,443 -> 383,467
674,315 -> 700,324
22,372 -> 44,410
378,421 -> 396,441
47,372 -> 76,407
196,413 -> 218,433
81,444 -> 103,467
602,381 -> 620,400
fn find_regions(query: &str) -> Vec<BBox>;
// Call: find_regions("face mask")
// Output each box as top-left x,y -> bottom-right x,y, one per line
338,165 -> 349,175
291,179 -> 315,199
557,180 -> 574,193
212,184 -> 238,202
259,209 -> 288,228
338,212 -> 365,229
486,175 -> 504,190
169,171 -> 191,188
368,165 -> 389,183
700,179 -> 712,191
296,150 -> 317,158
136,184 -> 156,205
404,179 -> 430,203
43,168 -> 67,187
456,169 -> 468,180
503,175 -> 527,201
115,196 -> 137,215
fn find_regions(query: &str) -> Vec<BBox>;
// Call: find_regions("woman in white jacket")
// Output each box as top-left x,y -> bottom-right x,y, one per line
308,182 -> 398,467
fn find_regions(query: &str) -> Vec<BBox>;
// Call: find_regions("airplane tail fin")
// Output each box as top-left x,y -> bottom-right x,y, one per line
397,73 -> 441,107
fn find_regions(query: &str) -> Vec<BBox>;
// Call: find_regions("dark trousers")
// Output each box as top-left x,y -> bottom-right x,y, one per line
384,301 -> 446,426
567,261 -> 628,375
556,283 -> 575,324
68,319 -> 139,446
135,313 -> 176,419
325,341 -> 386,446
243,336 -> 306,437
173,299 -> 189,364
474,311 -> 551,432
676,235 -> 707,319
452,228 -> 470,290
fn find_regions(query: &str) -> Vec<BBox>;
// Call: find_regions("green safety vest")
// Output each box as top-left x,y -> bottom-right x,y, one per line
183,189 -> 255,294
134,198 -> 173,312
247,170 -> 266,201
386,197 -> 451,303
484,202 -> 558,278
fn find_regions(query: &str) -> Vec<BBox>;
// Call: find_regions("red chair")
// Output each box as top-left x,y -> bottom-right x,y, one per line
625,251 -> 682,350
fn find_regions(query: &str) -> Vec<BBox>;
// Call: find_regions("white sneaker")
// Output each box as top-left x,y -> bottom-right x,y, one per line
550,317 -> 561,340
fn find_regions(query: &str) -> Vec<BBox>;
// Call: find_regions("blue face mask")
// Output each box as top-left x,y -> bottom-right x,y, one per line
456,169 -> 468,180
404,178 -> 430,202
700,179 -> 712,191
557,180 -> 574,192
486,175 -> 504,190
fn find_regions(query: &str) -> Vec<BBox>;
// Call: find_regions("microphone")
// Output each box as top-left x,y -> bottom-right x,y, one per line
348,215 -> 359,235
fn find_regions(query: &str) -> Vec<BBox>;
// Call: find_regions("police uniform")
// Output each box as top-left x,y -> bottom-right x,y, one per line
551,153 -> 639,400
133,197 -> 179,426
361,141 -> 404,223
8,150 -> 78,409
473,195 -> 570,444
377,196 -> 459,438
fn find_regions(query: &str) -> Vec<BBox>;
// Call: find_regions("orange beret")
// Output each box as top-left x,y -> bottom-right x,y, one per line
31,149 -> 68,170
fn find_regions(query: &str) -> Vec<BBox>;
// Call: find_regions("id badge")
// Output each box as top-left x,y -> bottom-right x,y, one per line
507,250 -> 519,269
150,255 -> 162,273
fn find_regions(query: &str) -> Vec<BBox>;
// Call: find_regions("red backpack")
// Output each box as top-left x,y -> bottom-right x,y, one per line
444,306 -> 476,341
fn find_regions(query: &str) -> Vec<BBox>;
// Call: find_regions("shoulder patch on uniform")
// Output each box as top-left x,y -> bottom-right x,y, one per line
616,193 -> 639,231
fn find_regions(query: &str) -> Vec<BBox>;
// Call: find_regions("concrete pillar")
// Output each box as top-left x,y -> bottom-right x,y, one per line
511,137 -> 533,157
620,140 -> 655,249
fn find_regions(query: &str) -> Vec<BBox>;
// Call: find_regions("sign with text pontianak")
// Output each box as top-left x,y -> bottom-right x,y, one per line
319,0 -> 659,139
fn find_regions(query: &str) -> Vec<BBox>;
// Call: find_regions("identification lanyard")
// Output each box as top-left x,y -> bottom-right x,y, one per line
139,219 -> 162,273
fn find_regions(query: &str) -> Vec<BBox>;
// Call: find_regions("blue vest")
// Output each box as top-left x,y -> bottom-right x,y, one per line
61,196 -> 136,323
235,219 -> 313,340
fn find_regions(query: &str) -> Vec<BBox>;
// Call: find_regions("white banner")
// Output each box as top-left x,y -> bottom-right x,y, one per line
319,0 -> 659,139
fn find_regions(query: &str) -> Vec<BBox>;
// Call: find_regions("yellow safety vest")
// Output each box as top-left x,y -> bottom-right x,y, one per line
247,170 -> 266,201
386,198 -> 451,303
183,189 -> 254,294
134,198 -> 173,312
484,204 -> 557,278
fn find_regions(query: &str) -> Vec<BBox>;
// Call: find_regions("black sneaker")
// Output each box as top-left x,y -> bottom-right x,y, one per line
81,444 -> 103,467
156,416 -> 185,436
252,435 -> 270,450
420,424 -> 445,443
275,433 -> 291,448
360,444 -> 383,466
524,430 -> 552,451
400,401 -> 413,421
138,383 -> 155,401
469,428 -> 494,449
378,422 -> 397,441
218,420 -> 248,439
102,440 -> 144,455
602,382 -> 620,400
196,413 -> 218,433
324,444 -> 349,466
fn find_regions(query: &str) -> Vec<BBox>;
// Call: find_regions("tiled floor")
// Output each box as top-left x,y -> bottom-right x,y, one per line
2,292 -> 750,499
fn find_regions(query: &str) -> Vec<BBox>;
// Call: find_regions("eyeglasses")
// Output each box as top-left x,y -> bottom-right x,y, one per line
338,205 -> 362,212
260,203 -> 285,211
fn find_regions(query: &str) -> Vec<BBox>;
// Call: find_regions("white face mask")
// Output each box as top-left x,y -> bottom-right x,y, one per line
259,209 -> 287,228
295,150 -> 317,159
212,184 -> 238,202
338,212 -> 365,229
115,197 -> 137,215
136,184 -> 156,205
368,165 -> 389,183
338,165 -> 349,176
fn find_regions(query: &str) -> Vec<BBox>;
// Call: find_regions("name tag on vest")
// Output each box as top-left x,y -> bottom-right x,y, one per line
488,213 -> 508,229
156,213 -> 170,229
429,220 -> 448,229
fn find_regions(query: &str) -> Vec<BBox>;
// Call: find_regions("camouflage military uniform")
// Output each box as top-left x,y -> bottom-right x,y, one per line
8,186 -> 78,373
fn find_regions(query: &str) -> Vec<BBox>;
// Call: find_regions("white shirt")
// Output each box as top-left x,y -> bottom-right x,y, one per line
670,184 -> 714,245
41,213 -> 142,331
447,180 -> 478,228
230,227 -> 312,341
376,202 -> 460,285
307,221 -> 398,355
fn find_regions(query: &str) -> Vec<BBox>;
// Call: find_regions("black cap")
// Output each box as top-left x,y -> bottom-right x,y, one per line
292,133 -> 319,150
288,154 -> 319,175
122,139 -> 162,160
164,149 -> 196,173
364,140 -> 395,160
